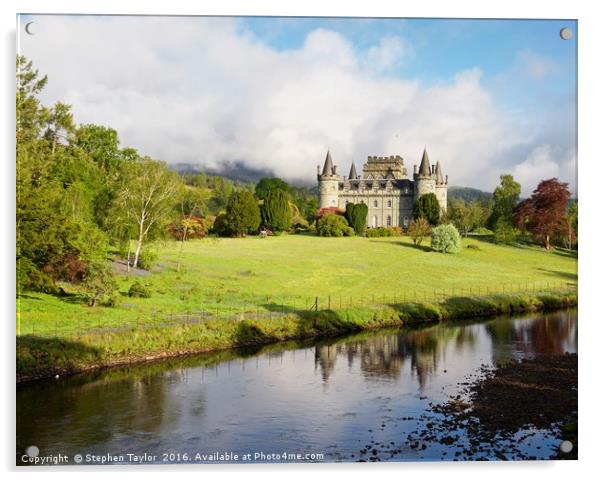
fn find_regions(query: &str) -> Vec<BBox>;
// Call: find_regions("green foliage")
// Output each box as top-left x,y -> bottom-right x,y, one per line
128,281 -> 152,298
431,224 -> 461,253
225,190 -> 261,236
493,219 -> 518,245
81,262 -> 118,307
304,198 -> 319,224
366,227 -> 402,238
344,202 -> 368,234
407,217 -> 432,245
413,193 -> 440,225
488,174 -> 521,228
316,213 -> 354,237
260,189 -> 292,232
449,198 -> 489,236
473,227 -> 494,235
212,212 -> 231,236
138,249 -> 159,270
255,177 -> 289,200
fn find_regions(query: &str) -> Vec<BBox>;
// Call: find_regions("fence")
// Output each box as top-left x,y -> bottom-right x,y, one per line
17,280 -> 577,339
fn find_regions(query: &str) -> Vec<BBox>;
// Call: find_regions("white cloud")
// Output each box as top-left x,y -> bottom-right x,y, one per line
516,50 -> 559,80
511,145 -> 576,195
19,16 -> 575,193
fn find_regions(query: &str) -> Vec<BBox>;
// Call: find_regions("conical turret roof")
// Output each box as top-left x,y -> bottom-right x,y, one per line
418,148 -> 431,176
348,162 -> 358,180
435,160 -> 444,183
322,150 -> 334,176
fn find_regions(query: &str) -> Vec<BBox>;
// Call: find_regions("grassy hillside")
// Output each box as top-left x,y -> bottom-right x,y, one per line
16,234 -> 577,379
17,234 -> 577,338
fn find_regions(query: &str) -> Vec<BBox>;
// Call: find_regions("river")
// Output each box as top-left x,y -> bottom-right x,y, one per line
17,308 -> 577,464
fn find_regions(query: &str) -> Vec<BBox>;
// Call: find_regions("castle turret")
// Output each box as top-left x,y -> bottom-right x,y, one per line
434,160 -> 448,212
317,150 -> 340,208
413,148 -> 436,202
348,162 -> 358,180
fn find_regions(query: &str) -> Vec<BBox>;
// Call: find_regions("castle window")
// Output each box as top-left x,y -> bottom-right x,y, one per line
387,200 -> 392,208
386,215 -> 392,226
373,200 -> 378,207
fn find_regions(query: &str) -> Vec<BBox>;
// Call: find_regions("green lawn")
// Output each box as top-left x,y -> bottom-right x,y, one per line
17,234 -> 577,338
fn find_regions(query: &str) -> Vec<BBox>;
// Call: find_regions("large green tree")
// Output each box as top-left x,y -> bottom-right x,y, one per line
260,189 -> 292,232
489,174 -> 521,228
226,190 -> 261,236
255,177 -> 289,200
413,193 -> 440,225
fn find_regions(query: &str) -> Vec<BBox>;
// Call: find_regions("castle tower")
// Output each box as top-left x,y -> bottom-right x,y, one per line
434,160 -> 448,212
413,148 -> 436,202
317,150 -> 340,208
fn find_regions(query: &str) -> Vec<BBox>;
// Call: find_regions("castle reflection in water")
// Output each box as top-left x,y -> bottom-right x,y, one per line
314,310 -> 577,386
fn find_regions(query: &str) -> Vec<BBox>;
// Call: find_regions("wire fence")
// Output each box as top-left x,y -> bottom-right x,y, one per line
17,280 -> 577,339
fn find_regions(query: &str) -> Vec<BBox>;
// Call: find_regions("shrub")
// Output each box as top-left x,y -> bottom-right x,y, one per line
493,219 -> 518,245
260,189 -> 292,232
413,193 -> 440,225
366,227 -> 401,238
128,281 -> 152,298
344,202 -> 368,234
81,262 -> 119,307
431,224 -> 461,253
316,213 -> 354,237
407,218 -> 432,245
225,190 -> 261,236
212,212 -> 231,236
138,249 -> 158,270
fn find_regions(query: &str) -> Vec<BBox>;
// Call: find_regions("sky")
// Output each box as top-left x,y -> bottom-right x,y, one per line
17,15 -> 577,194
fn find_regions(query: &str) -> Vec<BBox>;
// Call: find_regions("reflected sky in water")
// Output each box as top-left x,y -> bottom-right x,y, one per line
17,309 -> 577,463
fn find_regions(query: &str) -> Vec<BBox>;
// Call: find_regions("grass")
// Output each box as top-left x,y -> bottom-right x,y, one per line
16,234 -> 577,379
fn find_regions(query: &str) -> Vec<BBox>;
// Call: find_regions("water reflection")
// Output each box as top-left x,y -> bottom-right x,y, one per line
17,309 -> 577,463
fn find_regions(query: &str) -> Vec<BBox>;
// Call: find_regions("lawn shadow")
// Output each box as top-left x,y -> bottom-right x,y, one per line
536,268 -> 578,282
17,335 -> 103,380
391,240 -> 432,253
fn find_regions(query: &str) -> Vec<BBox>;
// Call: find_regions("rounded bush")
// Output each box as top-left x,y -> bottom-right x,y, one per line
128,281 -> 152,298
431,224 -> 461,253
316,213 -> 354,237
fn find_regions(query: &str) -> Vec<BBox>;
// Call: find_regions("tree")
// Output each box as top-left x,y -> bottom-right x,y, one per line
225,190 -> 261,236
489,174 -> 521,228
175,187 -> 206,272
305,198 -> 319,224
514,178 -> 571,250
81,261 -> 118,307
413,193 -> 440,225
407,217 -> 432,246
449,199 -> 483,237
43,102 -> 75,155
255,177 -> 289,200
114,157 -> 181,268
344,202 -> 368,234
431,224 -> 461,253
493,219 -> 517,245
566,201 -> 578,249
260,189 -> 292,232
316,213 -> 354,237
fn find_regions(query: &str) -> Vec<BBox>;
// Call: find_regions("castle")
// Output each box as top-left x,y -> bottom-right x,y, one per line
317,149 -> 447,228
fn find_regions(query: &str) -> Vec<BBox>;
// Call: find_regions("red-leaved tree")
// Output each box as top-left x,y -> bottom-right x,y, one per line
514,178 -> 570,250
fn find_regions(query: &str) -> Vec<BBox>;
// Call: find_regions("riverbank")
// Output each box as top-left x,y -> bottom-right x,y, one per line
409,353 -> 578,461
17,289 -> 577,382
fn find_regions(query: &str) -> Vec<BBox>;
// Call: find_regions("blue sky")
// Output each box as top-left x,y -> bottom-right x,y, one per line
242,17 -> 576,109
18,15 -> 577,193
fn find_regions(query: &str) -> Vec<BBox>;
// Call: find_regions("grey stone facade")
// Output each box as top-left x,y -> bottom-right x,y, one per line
317,149 -> 447,228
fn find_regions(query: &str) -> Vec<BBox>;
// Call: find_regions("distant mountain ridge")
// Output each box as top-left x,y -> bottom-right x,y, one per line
171,163 -> 492,199
447,186 -> 492,202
